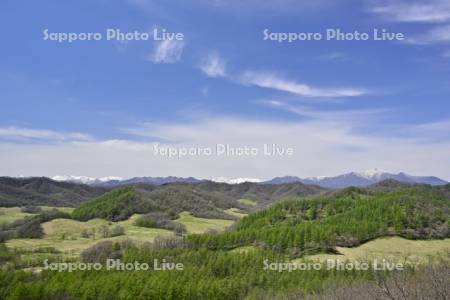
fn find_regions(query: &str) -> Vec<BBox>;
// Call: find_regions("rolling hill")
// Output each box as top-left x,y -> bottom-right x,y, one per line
188,183 -> 450,253
0,177 -> 106,207
71,181 -> 327,222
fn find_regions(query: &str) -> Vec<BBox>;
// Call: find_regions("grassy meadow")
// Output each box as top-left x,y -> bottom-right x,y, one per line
0,207 -> 35,224
238,198 -> 257,206
174,211 -> 234,234
4,209 -> 238,264
300,236 -> 450,264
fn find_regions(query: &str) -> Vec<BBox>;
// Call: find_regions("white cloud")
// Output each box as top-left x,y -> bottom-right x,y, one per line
320,52 -> 346,61
259,100 -> 387,123
0,126 -> 93,143
239,71 -> 367,98
2,117 -> 450,180
149,39 -> 185,64
407,25 -> 450,44
199,51 -> 227,78
370,0 -> 450,23
417,120 -> 450,131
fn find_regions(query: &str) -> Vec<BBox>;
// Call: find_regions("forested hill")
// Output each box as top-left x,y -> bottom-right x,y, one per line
0,177 -> 326,210
188,183 -> 450,254
0,177 -> 106,207
72,182 -> 326,221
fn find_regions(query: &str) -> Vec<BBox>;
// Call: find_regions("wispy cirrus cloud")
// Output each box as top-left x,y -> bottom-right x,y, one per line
258,100 -> 388,126
239,71 -> 367,98
415,120 -> 450,133
320,52 -> 346,61
407,25 -> 450,44
149,39 -> 185,64
370,0 -> 450,23
199,51 -> 227,78
0,126 -> 93,144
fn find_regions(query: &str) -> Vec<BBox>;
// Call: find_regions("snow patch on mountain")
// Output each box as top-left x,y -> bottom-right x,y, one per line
212,177 -> 262,184
355,168 -> 387,179
51,175 -> 123,184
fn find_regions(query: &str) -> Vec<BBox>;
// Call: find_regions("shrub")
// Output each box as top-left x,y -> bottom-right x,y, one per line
110,225 -> 125,237
97,225 -> 110,239
134,215 -> 157,228
134,213 -> 186,235
81,241 -> 115,263
20,206 -> 43,214
35,209 -> 71,223
15,220 -> 43,239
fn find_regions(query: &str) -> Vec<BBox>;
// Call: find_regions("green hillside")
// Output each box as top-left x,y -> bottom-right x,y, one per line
71,181 -> 326,224
72,188 -> 141,221
188,185 -> 450,254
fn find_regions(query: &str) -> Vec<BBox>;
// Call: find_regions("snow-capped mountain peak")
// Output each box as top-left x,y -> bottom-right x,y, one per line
51,175 -> 123,185
355,168 -> 387,179
211,177 -> 262,184
264,170 -> 447,188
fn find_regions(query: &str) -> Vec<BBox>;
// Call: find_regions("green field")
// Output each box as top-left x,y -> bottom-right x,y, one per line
175,211 -> 234,234
224,208 -> 248,218
5,211 -> 238,258
0,206 -> 75,225
238,198 -> 257,206
301,237 -> 450,264
40,206 -> 75,214
6,214 -> 174,257
0,207 -> 34,224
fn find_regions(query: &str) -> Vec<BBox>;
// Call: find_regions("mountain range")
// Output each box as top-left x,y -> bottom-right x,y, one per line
51,169 -> 447,188
51,175 -> 203,187
264,169 -> 448,188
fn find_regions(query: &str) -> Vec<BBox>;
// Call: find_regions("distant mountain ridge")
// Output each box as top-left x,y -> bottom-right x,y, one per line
51,175 -> 123,186
52,175 -> 204,187
265,169 -> 448,188
0,177 -> 326,211
48,169 -> 448,188
0,177 -> 106,207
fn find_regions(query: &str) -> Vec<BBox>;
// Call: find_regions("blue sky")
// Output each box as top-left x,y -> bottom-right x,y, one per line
0,0 -> 449,180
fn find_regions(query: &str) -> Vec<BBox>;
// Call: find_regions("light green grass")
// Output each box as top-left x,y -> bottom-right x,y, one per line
229,246 -> 258,254
225,208 -> 248,218
7,214 -> 173,256
175,211 -> 234,234
301,237 -> 450,264
40,206 -> 75,214
238,199 -> 257,206
0,207 -> 33,224
0,206 -> 75,226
